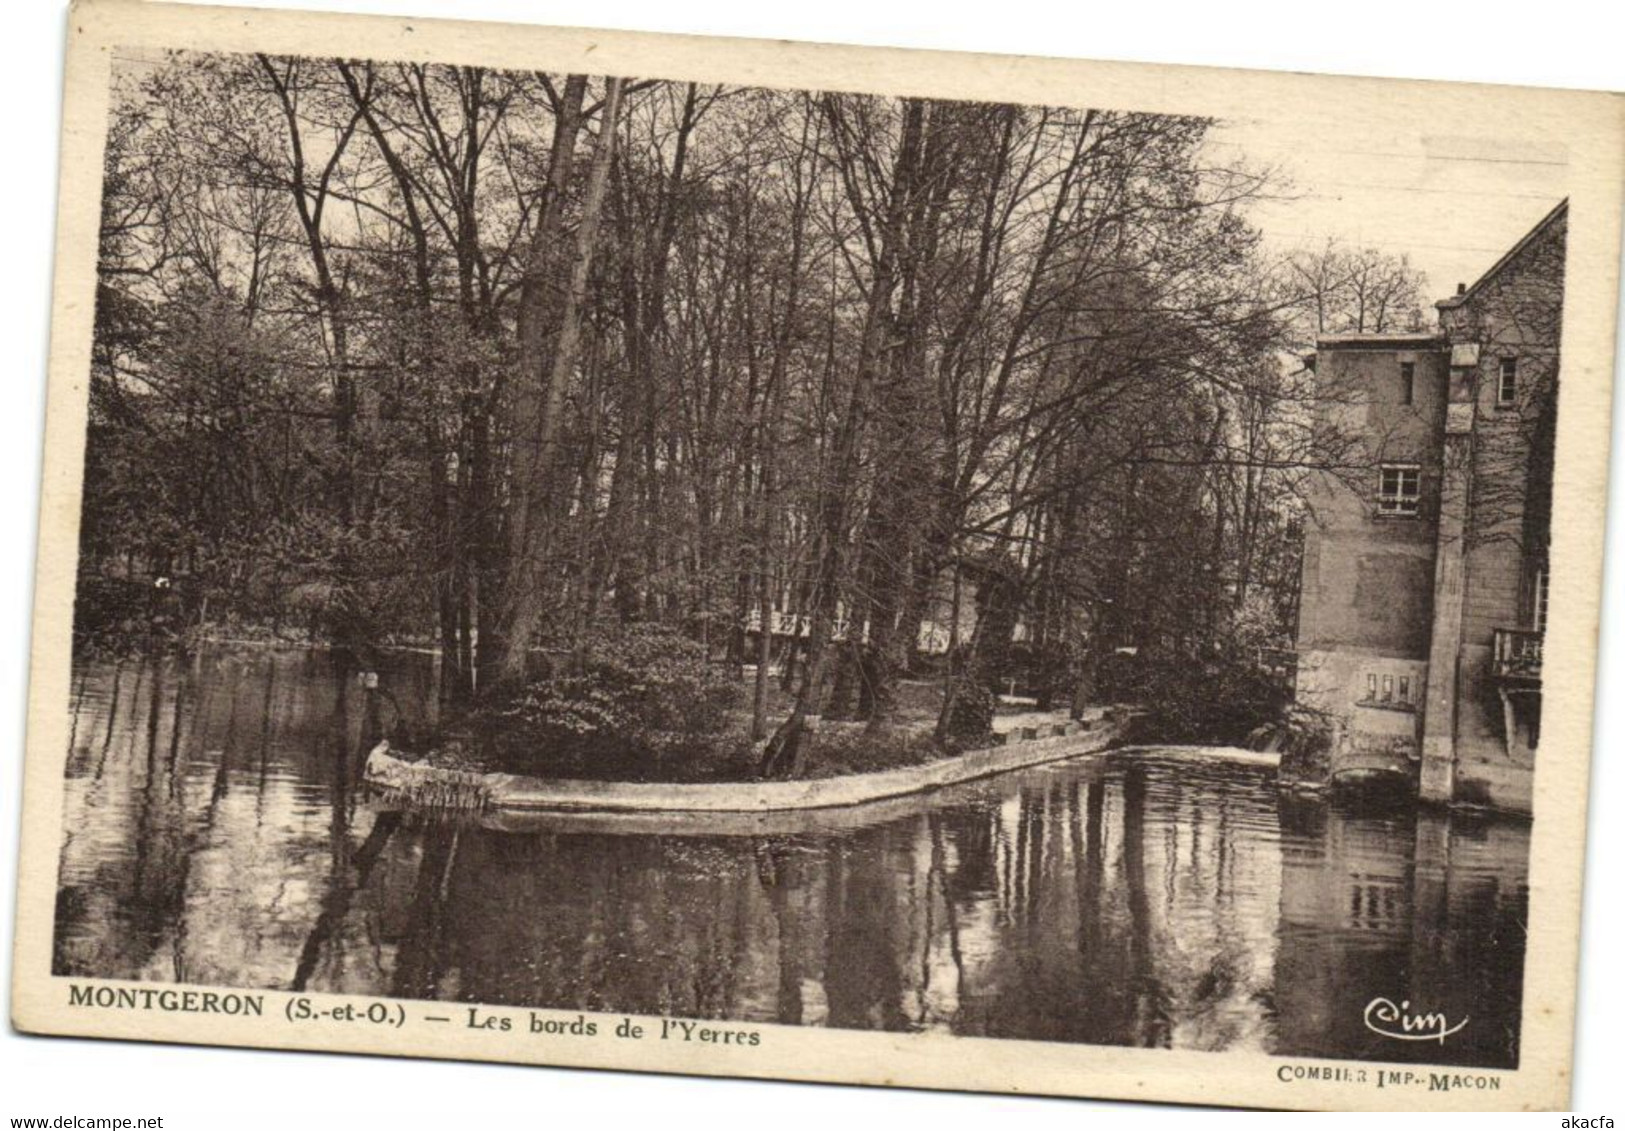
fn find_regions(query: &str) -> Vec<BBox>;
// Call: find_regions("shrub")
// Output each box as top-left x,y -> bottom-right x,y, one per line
1256,703 -> 1335,786
801,726 -> 937,778
1132,646 -> 1293,746
72,570 -> 194,657
478,623 -> 741,778
943,678 -> 998,740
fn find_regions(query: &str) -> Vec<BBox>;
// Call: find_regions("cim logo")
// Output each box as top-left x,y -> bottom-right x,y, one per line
1362,997 -> 1468,1043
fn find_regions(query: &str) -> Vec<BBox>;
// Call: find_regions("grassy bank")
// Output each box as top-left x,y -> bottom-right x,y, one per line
394,675 -> 1049,785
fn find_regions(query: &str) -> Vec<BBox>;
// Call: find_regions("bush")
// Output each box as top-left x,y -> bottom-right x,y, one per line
800,726 -> 938,778
1132,646 -> 1292,746
1254,703 -> 1334,786
943,677 -> 997,740
72,569 -> 195,657
478,623 -> 741,778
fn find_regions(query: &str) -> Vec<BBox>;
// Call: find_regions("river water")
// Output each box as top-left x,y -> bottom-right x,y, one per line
53,645 -> 1529,1068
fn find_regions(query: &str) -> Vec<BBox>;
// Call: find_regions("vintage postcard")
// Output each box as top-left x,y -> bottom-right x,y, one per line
12,0 -> 1625,1112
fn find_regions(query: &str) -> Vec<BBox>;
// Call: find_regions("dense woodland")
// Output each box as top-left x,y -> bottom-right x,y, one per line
81,53 -> 1431,773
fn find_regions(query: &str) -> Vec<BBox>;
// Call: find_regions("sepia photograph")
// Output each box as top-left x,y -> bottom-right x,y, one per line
9,0 -> 1624,1114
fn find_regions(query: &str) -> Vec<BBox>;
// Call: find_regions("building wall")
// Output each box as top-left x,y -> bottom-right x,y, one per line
1298,344 -> 1449,654
1296,343 -> 1448,766
1436,207 -> 1563,809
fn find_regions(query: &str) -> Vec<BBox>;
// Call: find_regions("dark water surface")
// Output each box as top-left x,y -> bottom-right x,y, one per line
54,645 -> 1529,1068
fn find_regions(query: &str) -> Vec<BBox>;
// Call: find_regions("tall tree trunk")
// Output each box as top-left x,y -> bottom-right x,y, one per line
759,96 -> 924,778
259,56 -> 367,658
491,76 -> 625,692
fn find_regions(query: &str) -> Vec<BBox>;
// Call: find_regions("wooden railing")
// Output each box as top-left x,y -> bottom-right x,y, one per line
1493,628 -> 1543,683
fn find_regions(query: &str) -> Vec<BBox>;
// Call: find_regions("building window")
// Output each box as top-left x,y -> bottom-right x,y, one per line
1498,357 -> 1518,406
1377,464 -> 1421,516
1362,671 -> 1413,708
1400,361 -> 1415,405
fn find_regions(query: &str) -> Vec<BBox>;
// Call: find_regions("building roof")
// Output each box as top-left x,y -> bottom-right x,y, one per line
1314,331 -> 1445,350
1436,198 -> 1569,311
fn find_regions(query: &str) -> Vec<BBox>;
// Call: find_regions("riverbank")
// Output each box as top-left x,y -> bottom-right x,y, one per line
365,705 -> 1137,815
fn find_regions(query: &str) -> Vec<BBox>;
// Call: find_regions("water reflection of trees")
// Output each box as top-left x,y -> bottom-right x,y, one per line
56,648 -> 423,990
56,657 -> 191,978
348,758 -> 1287,1054
56,651 -> 1530,1069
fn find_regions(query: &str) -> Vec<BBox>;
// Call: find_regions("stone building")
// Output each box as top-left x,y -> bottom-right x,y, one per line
1294,201 -> 1563,813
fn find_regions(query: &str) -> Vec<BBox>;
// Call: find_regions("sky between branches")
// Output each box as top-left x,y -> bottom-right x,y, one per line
1211,113 -> 1569,306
